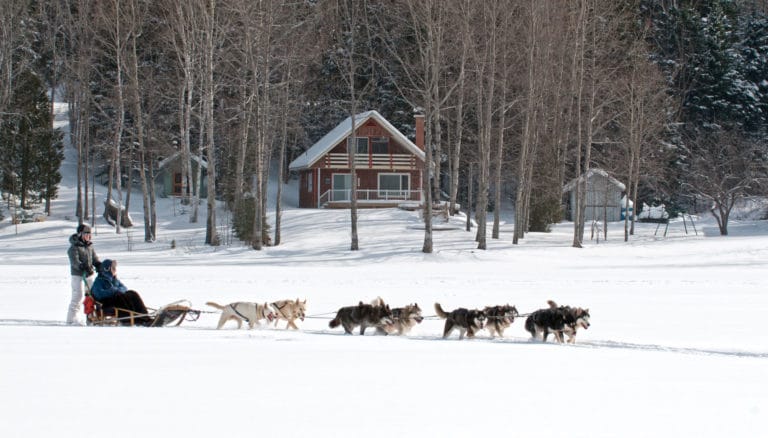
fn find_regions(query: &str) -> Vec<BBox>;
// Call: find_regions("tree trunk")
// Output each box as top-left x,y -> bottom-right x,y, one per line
204,0 -> 218,246
128,16 -> 154,242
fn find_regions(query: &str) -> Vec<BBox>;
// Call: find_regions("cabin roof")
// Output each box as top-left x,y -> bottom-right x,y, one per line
289,110 -> 424,171
563,168 -> 625,192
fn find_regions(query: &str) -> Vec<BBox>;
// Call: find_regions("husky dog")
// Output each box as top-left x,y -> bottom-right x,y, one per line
525,300 -> 590,343
547,300 -> 591,344
525,300 -> 567,343
206,301 -> 275,330
483,304 -> 520,338
270,298 -> 307,330
434,303 -> 486,340
329,300 -> 394,335
375,302 -> 424,335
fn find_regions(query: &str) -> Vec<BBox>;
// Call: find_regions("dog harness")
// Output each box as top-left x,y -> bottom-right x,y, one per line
229,304 -> 251,323
229,303 -> 273,323
272,301 -> 289,320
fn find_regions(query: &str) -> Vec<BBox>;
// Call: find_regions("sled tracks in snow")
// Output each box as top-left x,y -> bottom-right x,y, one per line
572,339 -> 768,359
0,318 -> 71,327
300,329 -> 768,359
3,320 -> 766,359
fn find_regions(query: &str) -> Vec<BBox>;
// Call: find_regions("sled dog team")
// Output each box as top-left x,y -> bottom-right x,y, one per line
206,297 -> 591,343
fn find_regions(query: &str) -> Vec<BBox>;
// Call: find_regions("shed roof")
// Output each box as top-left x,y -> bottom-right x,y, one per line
157,152 -> 208,170
562,168 -> 625,192
288,110 -> 424,171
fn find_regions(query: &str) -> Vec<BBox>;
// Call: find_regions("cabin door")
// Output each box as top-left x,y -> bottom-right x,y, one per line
332,174 -> 351,201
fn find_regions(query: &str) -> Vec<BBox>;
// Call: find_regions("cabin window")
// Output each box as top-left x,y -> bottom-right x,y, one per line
371,137 -> 388,154
348,137 -> 368,155
378,173 -> 409,198
307,173 -> 313,192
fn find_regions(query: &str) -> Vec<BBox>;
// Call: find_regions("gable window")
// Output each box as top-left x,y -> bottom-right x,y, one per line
371,137 -> 388,154
378,173 -> 410,198
348,137 -> 369,155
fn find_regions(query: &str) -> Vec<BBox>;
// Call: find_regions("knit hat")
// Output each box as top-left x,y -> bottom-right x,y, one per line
77,224 -> 92,234
101,259 -> 114,273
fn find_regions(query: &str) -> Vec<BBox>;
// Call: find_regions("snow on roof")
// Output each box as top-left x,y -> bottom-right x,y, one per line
157,152 -> 208,170
289,110 -> 424,171
563,168 -> 625,192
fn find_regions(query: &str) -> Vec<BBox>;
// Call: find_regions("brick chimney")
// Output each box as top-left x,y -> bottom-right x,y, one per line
414,114 -> 425,150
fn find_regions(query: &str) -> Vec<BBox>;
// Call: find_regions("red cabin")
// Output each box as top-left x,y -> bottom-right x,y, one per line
289,111 -> 426,208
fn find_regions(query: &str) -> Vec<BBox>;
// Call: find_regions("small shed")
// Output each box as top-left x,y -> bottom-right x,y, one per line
563,168 -> 626,222
155,152 -> 208,198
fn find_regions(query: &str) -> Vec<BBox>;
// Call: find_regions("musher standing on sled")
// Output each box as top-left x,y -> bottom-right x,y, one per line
66,224 -> 101,325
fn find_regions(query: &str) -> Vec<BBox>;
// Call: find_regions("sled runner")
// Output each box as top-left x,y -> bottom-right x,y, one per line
83,295 -> 201,327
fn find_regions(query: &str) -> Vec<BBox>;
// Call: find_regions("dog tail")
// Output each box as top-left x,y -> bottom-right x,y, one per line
547,300 -> 558,309
206,301 -> 225,311
434,303 -> 448,319
329,313 -> 341,329
525,314 -> 535,337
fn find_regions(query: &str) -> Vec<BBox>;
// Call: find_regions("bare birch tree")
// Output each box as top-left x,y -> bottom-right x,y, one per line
622,39 -> 670,241
162,0 -> 201,218
330,0 -> 371,251
94,0 -> 130,234
379,0 -> 461,253
125,0 -> 154,241
446,0 -> 472,216
203,0 -> 219,245
471,1 -> 504,250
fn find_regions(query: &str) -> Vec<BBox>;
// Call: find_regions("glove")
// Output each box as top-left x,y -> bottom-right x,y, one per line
93,261 -> 102,271
80,263 -> 94,276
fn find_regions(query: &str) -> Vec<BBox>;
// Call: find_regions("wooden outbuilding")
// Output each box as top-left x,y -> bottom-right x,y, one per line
155,152 -> 208,198
289,110 -> 425,208
563,168 -> 626,222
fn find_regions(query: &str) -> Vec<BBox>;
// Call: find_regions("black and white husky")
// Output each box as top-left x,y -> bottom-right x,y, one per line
434,303 -> 486,340
329,300 -> 394,335
525,300 -> 590,343
483,304 -> 520,338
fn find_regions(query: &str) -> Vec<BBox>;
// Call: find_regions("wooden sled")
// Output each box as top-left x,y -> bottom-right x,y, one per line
83,296 -> 200,327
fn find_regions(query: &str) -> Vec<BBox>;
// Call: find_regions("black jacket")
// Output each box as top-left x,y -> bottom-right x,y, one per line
67,233 -> 101,276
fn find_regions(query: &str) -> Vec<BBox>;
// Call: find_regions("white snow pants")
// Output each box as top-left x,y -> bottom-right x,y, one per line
67,274 -> 94,324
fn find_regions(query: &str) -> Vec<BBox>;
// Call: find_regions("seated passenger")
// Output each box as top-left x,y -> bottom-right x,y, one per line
91,259 -> 152,326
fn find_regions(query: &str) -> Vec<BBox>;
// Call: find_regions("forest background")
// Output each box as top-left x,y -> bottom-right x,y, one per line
1,0 -> 767,251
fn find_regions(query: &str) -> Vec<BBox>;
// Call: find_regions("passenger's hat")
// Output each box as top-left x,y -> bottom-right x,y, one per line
77,224 -> 91,234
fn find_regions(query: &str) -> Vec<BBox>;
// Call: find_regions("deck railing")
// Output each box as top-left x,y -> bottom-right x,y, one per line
318,189 -> 422,207
325,153 -> 418,169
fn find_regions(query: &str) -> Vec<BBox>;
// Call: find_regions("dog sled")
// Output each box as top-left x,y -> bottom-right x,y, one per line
83,295 -> 201,327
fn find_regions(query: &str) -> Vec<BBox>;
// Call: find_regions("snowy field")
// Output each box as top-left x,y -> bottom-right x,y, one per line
1,104 -> 766,438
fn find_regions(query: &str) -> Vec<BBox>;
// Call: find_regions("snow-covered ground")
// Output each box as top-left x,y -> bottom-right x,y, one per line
0,103 -> 766,437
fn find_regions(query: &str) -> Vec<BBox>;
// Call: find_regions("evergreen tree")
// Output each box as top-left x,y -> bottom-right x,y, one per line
735,11 -> 768,133
0,70 -> 63,211
643,0 -> 768,217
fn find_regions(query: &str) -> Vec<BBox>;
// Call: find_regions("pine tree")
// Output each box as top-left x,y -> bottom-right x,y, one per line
0,69 -> 63,211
